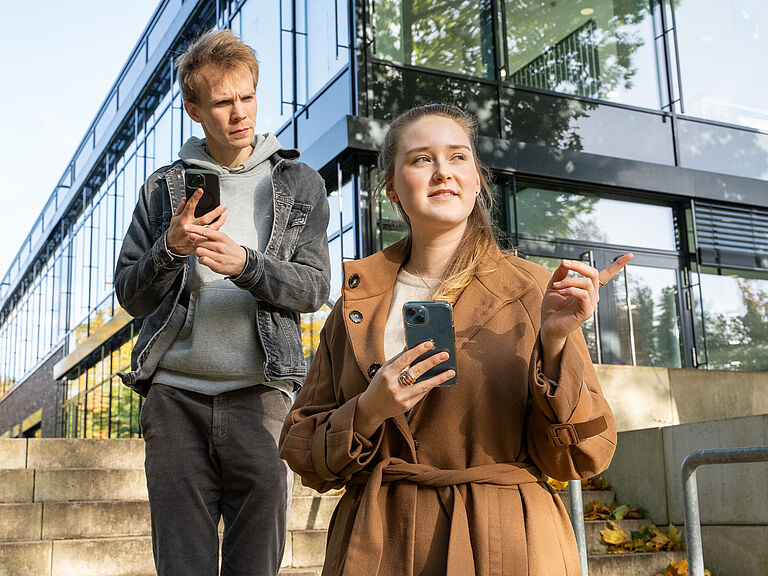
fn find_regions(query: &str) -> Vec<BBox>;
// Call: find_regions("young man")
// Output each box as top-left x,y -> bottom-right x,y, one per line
115,30 -> 330,575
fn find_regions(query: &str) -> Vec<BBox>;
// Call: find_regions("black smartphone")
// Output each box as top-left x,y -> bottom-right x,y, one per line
403,301 -> 457,387
184,168 -> 221,219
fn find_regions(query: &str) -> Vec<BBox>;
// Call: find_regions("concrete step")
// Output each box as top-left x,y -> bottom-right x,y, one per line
50,535 -> 155,576
587,550 -> 686,576
288,494 -> 342,531
554,489 -> 616,514
0,503 -> 42,542
0,540 -> 52,576
34,468 -> 147,502
585,518 -> 653,552
279,569 -> 322,576
0,469 -> 34,502
42,501 -> 151,539
0,536 -> 155,576
26,439 -> 145,470
0,439 -> 27,469
285,529 -> 327,569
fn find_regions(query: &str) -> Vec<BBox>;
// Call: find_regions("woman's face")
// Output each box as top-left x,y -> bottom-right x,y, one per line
389,115 -> 481,238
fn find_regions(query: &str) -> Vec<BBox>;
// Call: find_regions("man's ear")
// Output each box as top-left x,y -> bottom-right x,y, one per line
184,101 -> 202,123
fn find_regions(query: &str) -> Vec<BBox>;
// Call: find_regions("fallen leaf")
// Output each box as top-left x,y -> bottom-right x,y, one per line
600,520 -> 627,545
612,504 -> 629,520
668,523 -> 683,547
584,500 -> 611,520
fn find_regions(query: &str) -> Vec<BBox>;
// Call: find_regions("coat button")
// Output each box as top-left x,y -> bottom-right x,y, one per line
349,310 -> 363,323
367,363 -> 381,378
348,273 -> 360,288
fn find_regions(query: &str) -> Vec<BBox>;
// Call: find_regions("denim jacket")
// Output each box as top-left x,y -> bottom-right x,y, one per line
115,147 -> 330,397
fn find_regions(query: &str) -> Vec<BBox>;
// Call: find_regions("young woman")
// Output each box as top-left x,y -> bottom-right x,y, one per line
279,104 -> 631,575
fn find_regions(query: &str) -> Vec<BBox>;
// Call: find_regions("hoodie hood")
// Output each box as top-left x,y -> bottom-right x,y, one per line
178,133 -> 284,174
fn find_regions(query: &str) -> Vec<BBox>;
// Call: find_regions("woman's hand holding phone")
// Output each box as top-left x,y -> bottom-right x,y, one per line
166,189 -> 227,256
354,341 -> 455,438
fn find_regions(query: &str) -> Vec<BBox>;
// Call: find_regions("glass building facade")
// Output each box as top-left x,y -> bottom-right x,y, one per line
1,0 -> 766,438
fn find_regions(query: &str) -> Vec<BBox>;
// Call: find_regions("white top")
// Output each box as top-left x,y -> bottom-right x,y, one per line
383,268 -> 440,361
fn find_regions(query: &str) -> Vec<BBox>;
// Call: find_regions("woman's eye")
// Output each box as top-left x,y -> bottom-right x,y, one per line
452,153 -> 467,161
414,156 -> 430,164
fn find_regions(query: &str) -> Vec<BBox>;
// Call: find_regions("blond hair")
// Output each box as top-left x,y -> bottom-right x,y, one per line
175,29 -> 259,104
375,104 -> 499,304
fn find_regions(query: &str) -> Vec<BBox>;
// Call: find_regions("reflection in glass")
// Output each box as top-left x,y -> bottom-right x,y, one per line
677,119 -> 768,182
699,272 -> 768,371
527,254 -> 599,363
515,186 -> 676,250
372,0 -> 495,79
296,0 -> 350,102
613,265 -> 681,367
371,63 -> 500,138
504,0 -> 661,108
240,0 -> 292,132
674,0 -> 768,132
504,88 -> 675,164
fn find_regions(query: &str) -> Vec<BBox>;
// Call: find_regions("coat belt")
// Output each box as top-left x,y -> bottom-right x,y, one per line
342,459 -> 545,576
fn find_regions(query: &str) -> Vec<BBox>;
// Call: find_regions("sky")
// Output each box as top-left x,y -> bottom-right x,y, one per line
0,0 -> 160,279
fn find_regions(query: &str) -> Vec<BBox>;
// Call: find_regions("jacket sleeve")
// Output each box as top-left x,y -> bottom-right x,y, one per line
521,269 -> 617,481
230,168 -> 331,313
279,306 -> 384,492
114,173 -> 186,318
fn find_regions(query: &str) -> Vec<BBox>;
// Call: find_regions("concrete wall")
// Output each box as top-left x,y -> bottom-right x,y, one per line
595,364 -> 768,432
602,414 -> 768,576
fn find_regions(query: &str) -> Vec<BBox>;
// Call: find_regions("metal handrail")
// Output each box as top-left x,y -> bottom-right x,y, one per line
568,480 -> 589,576
681,445 -> 768,576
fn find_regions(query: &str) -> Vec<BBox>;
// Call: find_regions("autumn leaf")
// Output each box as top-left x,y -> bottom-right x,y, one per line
601,520 -> 627,545
547,477 -> 569,491
668,523 -> 683,547
584,500 -> 611,520
612,504 -> 629,520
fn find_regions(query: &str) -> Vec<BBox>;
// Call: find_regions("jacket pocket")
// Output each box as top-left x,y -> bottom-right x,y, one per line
276,202 -> 312,259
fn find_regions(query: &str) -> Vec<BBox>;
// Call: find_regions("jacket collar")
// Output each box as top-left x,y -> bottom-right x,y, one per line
340,240 -> 536,384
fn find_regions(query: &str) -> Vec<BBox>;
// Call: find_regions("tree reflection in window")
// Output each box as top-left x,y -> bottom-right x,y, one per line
700,273 -> 768,371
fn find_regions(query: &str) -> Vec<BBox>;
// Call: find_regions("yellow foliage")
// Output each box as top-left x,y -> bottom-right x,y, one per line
600,520 -> 627,545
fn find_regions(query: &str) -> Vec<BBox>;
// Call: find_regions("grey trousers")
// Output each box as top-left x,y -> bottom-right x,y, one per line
140,383 -> 293,576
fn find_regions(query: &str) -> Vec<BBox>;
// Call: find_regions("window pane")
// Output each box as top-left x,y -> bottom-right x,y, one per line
372,0 -> 495,79
613,265 -> 682,367
240,0 -> 293,132
515,185 -> 677,250
504,87 -> 674,164
675,0 -> 768,131
371,63 -> 500,138
299,0 -> 350,99
504,0 -> 661,108
699,272 -> 768,371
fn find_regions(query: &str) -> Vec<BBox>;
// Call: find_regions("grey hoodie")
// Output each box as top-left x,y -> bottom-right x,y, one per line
153,134 -> 292,396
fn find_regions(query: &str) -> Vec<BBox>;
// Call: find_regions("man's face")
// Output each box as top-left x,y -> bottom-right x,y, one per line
184,64 -> 258,164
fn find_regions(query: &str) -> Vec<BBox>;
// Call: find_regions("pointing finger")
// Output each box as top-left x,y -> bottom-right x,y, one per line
599,253 -> 634,287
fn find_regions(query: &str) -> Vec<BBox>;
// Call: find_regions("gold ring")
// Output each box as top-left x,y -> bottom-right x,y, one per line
598,279 -> 607,288
398,368 -> 416,387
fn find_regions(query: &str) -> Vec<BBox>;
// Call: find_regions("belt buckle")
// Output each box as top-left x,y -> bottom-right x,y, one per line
550,423 -> 578,447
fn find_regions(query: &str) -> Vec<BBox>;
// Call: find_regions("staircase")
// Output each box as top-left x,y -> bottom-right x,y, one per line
1,439 -> 682,576
558,486 -> 685,575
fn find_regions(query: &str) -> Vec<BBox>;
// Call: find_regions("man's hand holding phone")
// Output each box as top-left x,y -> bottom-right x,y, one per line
166,189 -> 228,256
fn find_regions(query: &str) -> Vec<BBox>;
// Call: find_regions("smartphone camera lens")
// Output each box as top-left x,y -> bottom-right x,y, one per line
188,173 -> 205,188
415,314 -> 425,323
406,308 -> 415,317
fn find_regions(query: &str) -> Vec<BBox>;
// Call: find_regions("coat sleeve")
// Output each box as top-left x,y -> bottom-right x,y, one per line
279,305 -> 384,492
519,266 -> 617,481
114,172 -> 186,318
229,166 -> 330,313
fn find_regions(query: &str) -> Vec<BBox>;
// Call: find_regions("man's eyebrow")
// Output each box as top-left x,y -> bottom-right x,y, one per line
403,144 -> 471,155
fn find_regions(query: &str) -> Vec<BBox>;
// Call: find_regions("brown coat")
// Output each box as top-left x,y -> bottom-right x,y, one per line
279,242 -> 617,576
